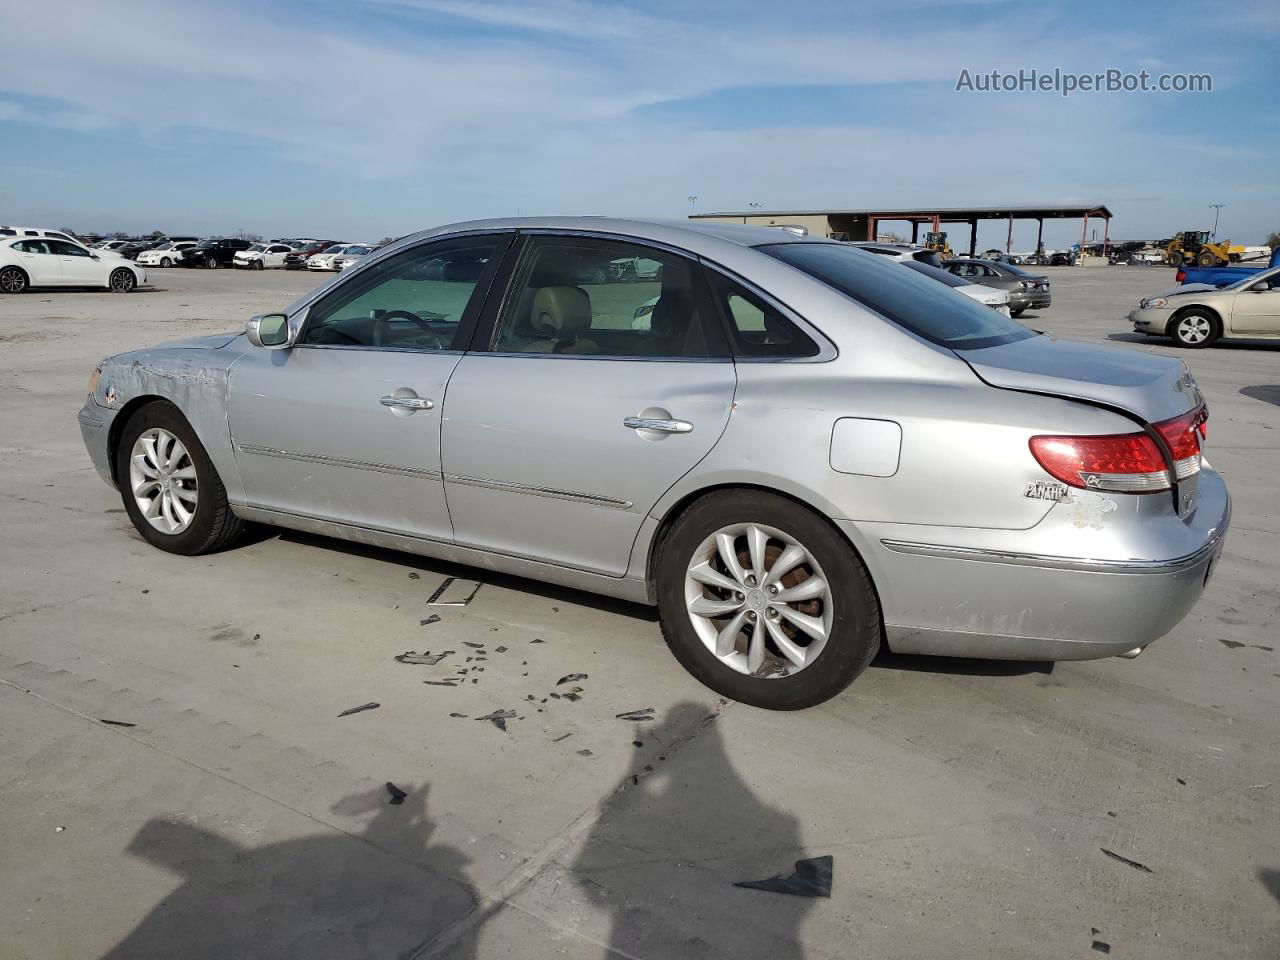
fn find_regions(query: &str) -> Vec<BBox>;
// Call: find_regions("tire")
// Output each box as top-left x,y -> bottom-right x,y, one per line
0,265 -> 28,294
1196,251 -> 1216,267
160,257 -> 172,268
656,490 -> 881,709
254,259 -> 264,270
1010,308 -> 1025,318
1168,308 -> 1218,349
1168,251 -> 1184,268
115,401 -> 245,555
108,267 -> 136,293
205,255 -> 218,269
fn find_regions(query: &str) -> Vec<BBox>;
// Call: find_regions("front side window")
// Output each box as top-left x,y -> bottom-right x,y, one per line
492,236 -> 720,358
761,242 -> 1035,350
300,236 -> 504,350
49,240 -> 90,257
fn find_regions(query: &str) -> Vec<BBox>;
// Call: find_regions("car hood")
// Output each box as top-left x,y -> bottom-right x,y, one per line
1159,283 -> 1219,297
133,332 -> 243,352
959,333 -> 1200,423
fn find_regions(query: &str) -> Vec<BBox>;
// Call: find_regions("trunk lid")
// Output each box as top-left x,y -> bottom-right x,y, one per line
958,333 -> 1201,424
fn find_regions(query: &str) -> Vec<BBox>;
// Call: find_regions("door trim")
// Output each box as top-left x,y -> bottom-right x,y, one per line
444,471 -> 633,509
236,443 -> 442,480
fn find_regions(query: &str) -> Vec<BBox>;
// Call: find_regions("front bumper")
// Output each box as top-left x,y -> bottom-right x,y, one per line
1129,306 -> 1171,332
78,397 -> 119,489
842,466 -> 1230,661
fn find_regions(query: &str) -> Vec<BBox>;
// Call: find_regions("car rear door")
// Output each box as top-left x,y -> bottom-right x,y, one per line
10,240 -> 63,285
226,234 -> 512,540
440,233 -> 736,576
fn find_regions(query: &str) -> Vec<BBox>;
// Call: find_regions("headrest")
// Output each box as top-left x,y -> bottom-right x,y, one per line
444,259 -> 485,282
531,286 -> 591,337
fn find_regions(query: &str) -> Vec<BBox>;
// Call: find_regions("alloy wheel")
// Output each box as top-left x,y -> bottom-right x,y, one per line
684,523 -> 832,678
110,269 -> 135,292
1177,315 -> 1212,344
0,267 -> 26,293
160,257 -> 171,267
129,427 -> 199,534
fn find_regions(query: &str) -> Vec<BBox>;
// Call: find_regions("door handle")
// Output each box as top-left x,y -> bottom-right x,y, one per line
380,395 -> 434,411
623,416 -> 693,434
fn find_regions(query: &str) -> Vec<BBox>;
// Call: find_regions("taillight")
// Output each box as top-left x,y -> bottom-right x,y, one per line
1029,406 -> 1206,494
1175,269 -> 1187,283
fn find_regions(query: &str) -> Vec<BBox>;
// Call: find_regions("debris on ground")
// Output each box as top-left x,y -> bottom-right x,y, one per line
449,712 -> 468,718
338,702 -> 380,717
577,749 -> 593,757
98,719 -> 137,728
1100,848 -> 1153,874
616,708 -> 656,721
734,856 -> 833,898
551,691 -> 582,702
463,641 -> 485,649
1218,639 -> 1245,650
557,673 -> 588,685
423,680 -> 460,687
386,782 -> 408,805
495,645 -> 508,653
1092,941 -> 1111,954
426,578 -> 484,606
531,638 -> 545,644
633,740 -> 643,748
408,572 -> 420,580
552,732 -> 572,742
419,615 -> 441,627
395,650 -> 452,665
476,709 -> 517,732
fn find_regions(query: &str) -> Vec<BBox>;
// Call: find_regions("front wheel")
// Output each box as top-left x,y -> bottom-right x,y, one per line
160,256 -> 172,267
1168,251 -> 1184,268
109,267 -> 136,293
1196,251 -> 1217,267
205,255 -> 218,269
1010,307 -> 1025,318
115,402 -> 245,555
656,490 -> 881,709
254,259 -> 264,270
1169,309 -> 1218,348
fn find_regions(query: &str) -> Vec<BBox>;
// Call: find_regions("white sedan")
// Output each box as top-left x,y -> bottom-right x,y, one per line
333,244 -> 376,270
0,237 -> 146,293
137,241 -> 198,268
234,242 -> 294,270
306,243 -> 358,271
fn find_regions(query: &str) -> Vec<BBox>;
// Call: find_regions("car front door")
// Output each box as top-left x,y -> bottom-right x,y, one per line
10,240 -> 63,285
1227,273 -> 1280,334
49,240 -> 103,285
226,234 -> 511,540
440,233 -> 737,576
264,244 -> 291,267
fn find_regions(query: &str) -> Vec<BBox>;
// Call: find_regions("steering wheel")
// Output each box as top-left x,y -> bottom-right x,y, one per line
375,310 -> 447,349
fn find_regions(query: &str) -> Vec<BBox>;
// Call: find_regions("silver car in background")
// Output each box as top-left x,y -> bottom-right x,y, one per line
78,218 -> 1229,709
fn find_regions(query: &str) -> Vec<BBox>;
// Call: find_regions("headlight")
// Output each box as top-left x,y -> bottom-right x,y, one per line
87,365 -> 102,395
1141,297 -> 1168,308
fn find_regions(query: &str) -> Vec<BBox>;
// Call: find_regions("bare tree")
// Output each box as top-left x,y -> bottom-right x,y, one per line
1266,231 -> 1280,249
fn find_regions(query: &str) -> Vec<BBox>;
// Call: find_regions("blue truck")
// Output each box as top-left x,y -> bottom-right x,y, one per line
1178,246 -> 1280,287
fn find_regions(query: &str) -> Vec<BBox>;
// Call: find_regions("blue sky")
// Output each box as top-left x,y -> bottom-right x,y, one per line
2,0 -> 1277,250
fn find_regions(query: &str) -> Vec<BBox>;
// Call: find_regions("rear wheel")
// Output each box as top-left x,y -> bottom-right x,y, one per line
656,490 -> 881,709
115,402 -> 245,555
1010,307 -> 1025,318
0,265 -> 28,294
1169,308 -> 1218,348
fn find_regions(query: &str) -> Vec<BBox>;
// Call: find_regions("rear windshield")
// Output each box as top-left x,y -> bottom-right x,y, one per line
903,260 -> 970,288
759,242 -> 1036,350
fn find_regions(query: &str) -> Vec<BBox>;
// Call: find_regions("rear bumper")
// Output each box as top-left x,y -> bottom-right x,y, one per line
840,467 -> 1230,660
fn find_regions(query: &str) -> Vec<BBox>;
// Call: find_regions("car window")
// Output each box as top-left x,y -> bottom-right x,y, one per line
704,271 -> 819,358
301,236 -> 504,350
49,240 -> 91,257
760,242 -> 1036,350
269,245 -> 290,254
48,233 -> 74,243
492,236 -> 720,359
14,239 -> 52,254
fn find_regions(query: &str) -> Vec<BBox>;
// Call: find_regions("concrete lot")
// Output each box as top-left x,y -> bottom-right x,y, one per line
1,263 -> 1277,959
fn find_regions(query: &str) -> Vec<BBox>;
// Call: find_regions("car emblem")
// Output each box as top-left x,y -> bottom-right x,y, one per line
1023,480 -> 1068,501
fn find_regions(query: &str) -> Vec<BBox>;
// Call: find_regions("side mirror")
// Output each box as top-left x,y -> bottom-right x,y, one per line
90,253 -> 99,261
246,313 -> 293,349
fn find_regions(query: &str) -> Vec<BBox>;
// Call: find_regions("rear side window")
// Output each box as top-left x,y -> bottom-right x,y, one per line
705,271 -> 818,358
760,242 -> 1036,350
492,236 -> 724,359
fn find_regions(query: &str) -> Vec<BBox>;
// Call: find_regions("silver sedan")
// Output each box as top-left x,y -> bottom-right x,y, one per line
78,218 -> 1229,709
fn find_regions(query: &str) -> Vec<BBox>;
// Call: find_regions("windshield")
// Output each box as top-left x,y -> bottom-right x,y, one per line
996,261 -> 1034,276
153,241 -> 174,250
197,239 -> 218,248
903,260 -> 970,288
343,245 -> 370,255
760,242 -> 1036,350
248,243 -> 266,252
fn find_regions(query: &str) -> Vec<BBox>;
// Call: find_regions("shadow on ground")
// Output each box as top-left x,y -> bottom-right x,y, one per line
872,646 -> 1053,677
100,784 -> 480,959
1240,385 -> 1280,407
1260,868 -> 1280,906
271,528 -> 660,622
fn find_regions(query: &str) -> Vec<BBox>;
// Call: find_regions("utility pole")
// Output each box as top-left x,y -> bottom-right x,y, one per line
1209,203 -> 1225,239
